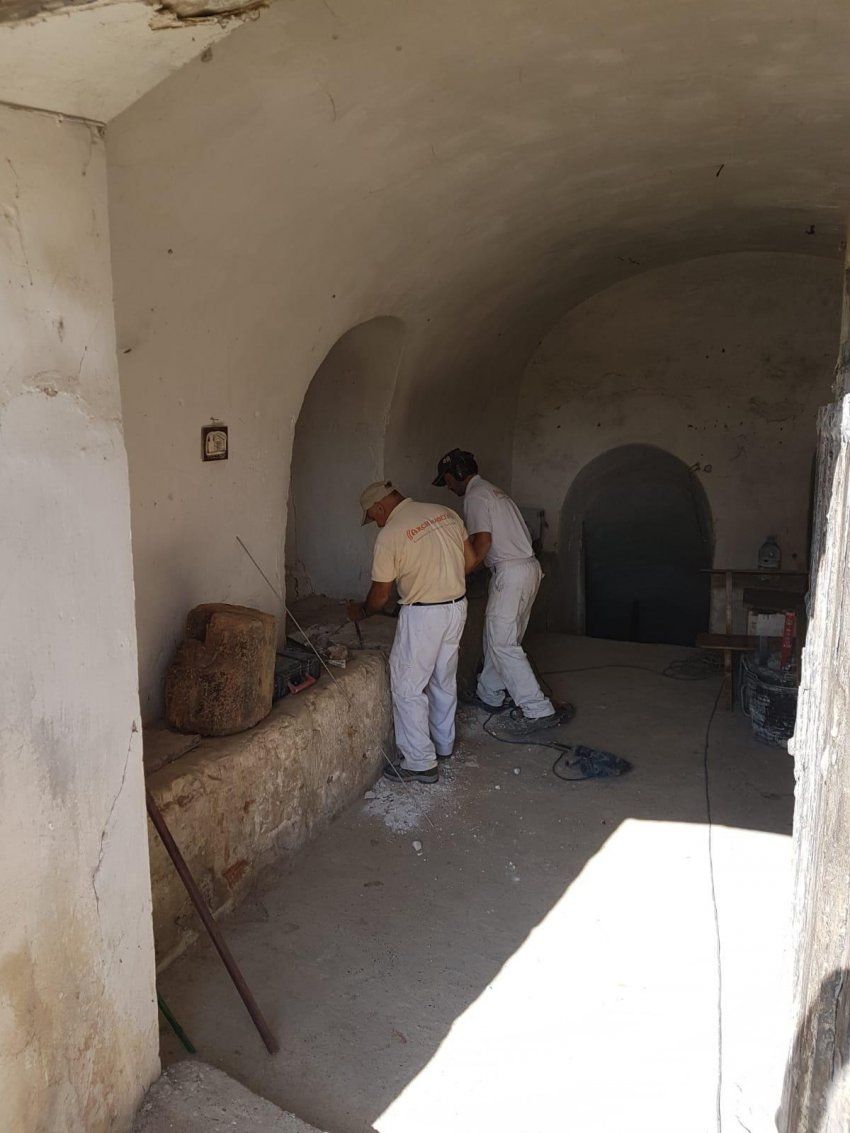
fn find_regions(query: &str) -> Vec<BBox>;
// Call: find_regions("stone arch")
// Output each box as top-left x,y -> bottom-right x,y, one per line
286,317 -> 405,601
558,444 -> 714,644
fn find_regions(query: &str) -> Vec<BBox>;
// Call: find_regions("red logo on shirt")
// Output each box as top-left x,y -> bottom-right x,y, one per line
406,513 -> 450,541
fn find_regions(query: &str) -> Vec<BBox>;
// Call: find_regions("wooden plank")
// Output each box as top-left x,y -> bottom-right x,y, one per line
701,568 -> 809,577
742,588 -> 807,610
697,633 -> 757,651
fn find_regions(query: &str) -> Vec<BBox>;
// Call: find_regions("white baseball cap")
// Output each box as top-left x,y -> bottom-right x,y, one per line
359,480 -> 395,525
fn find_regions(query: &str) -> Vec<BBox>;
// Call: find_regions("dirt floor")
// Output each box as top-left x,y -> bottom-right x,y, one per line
156,634 -> 794,1133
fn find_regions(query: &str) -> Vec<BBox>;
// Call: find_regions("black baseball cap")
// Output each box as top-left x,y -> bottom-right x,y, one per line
432,448 -> 478,487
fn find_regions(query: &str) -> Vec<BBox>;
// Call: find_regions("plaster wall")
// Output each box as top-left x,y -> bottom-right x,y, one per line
513,254 -> 840,628
0,106 -> 158,1131
107,7 -> 520,721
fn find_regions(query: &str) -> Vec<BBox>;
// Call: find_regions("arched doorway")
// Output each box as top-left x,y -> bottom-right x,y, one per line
558,445 -> 713,645
286,317 -> 404,602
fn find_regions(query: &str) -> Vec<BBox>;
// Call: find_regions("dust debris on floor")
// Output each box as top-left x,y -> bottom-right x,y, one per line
360,747 -> 471,833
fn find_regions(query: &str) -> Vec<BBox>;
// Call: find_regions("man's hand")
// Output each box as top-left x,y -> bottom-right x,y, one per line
346,601 -> 366,622
349,581 -> 394,620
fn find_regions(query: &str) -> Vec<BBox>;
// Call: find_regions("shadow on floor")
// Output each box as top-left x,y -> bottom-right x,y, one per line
156,635 -> 794,1133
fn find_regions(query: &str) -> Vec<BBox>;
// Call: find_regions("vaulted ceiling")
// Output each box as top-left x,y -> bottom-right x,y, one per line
44,0 -> 844,709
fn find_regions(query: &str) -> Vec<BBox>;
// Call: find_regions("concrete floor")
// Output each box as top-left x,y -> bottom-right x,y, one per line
157,635 -> 794,1133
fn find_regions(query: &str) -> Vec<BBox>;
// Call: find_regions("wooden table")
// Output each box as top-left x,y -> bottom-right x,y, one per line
699,569 -> 808,708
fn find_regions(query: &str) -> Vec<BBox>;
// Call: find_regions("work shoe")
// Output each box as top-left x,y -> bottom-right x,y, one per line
465,693 -> 514,712
501,705 -> 575,736
435,749 -> 453,761
383,762 -> 439,784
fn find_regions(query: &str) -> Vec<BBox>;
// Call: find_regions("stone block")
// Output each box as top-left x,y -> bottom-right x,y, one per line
165,603 -> 276,736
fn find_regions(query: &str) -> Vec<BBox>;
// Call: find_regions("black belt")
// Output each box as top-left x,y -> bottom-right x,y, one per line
408,596 -> 466,607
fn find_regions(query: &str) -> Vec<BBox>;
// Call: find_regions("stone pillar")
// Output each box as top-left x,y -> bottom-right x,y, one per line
0,107 -> 158,1132
780,393 -> 850,1131
834,225 -> 850,399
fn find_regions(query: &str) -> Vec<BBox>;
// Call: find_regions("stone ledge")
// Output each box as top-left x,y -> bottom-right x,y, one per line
147,652 -> 391,968
133,1062 -> 325,1132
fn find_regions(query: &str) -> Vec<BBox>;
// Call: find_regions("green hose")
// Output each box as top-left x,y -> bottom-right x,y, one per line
157,993 -> 197,1054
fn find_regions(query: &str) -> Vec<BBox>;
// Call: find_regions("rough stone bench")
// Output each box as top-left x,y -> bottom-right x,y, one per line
146,652 -> 391,969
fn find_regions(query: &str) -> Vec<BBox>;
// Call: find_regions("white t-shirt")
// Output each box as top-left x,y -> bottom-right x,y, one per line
371,498 -> 468,604
463,475 -> 534,569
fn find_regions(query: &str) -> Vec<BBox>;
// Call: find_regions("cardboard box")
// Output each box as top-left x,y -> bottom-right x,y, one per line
747,612 -> 787,637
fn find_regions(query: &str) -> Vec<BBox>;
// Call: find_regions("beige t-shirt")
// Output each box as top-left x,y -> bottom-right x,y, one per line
371,498 -> 468,604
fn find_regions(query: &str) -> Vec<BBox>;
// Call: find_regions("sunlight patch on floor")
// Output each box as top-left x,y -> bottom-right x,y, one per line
376,817 -> 791,1133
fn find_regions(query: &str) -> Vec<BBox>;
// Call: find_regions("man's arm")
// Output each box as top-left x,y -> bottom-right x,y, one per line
463,537 -> 477,575
347,580 -> 393,621
463,492 -> 492,572
465,531 -> 492,573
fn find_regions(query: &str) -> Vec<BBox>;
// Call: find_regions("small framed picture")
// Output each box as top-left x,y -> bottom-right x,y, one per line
202,425 -> 228,461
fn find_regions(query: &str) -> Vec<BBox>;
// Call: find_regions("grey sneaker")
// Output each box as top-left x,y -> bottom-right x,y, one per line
501,705 -> 575,736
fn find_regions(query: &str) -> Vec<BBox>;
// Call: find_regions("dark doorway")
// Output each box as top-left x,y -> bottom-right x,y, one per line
560,446 -> 713,645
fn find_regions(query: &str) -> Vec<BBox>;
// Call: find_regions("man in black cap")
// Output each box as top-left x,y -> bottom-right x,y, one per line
433,449 -> 569,735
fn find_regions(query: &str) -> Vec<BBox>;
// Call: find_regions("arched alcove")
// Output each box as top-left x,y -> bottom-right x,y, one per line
286,317 -> 404,601
558,445 -> 713,645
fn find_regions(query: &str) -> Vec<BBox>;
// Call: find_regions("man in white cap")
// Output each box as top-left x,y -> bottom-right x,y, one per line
348,480 -> 474,783
433,448 -> 570,735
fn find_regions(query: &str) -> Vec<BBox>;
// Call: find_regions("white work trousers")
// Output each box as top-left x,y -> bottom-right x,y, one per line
389,599 -> 468,772
477,558 -> 554,719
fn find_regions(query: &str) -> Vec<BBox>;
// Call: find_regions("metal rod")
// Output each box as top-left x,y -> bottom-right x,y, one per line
146,791 -> 279,1055
235,535 -> 351,700
157,992 -> 197,1054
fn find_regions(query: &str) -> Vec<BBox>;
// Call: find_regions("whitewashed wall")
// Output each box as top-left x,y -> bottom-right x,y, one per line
0,106 -> 158,1131
512,253 -> 840,630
